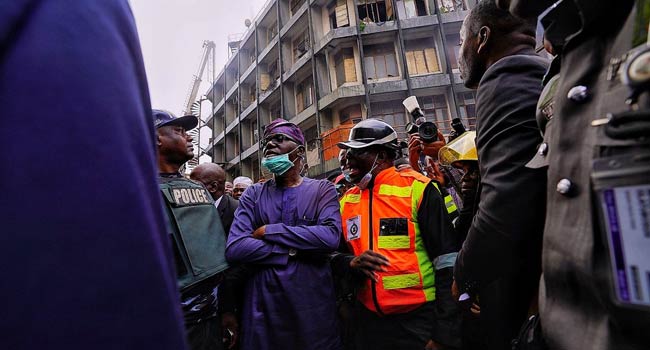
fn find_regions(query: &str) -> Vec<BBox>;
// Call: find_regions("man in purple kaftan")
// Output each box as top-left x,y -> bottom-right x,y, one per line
225,119 -> 343,350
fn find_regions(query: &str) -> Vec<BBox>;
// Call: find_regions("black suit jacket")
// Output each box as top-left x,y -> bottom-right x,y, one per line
216,195 -> 238,236
455,50 -> 548,288
453,50 -> 549,349
216,194 -> 243,316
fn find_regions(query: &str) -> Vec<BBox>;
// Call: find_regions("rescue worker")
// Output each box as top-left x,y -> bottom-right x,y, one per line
335,119 -> 461,350
407,132 -> 460,224
438,131 -> 480,243
499,0 -> 650,348
439,132 -> 485,350
155,109 -> 230,350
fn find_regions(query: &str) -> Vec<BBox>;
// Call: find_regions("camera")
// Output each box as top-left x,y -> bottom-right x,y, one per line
402,96 -> 439,143
451,117 -> 466,135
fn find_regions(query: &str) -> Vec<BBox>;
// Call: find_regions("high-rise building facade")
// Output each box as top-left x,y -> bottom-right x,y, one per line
205,0 -> 478,180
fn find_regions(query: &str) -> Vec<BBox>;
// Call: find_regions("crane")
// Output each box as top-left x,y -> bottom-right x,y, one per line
182,40 -> 216,116
181,40 -> 216,173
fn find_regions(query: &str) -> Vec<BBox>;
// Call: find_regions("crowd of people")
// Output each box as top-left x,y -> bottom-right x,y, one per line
4,0 -> 649,350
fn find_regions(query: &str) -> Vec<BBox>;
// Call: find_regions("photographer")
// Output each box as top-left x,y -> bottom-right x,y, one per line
403,96 -> 447,173
407,131 -> 446,173
403,97 -> 462,221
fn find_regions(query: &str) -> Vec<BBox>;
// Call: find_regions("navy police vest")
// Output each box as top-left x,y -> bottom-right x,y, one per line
159,176 -> 229,293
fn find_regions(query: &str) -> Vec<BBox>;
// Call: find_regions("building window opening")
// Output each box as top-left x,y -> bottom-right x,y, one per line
269,103 -> 281,120
371,101 -> 407,137
401,0 -> 428,18
420,94 -> 450,134
339,104 -> 361,124
358,0 -> 393,23
252,156 -> 261,180
456,91 -> 477,129
252,119 -> 259,145
248,84 -> 256,105
290,0 -> 306,16
414,0 -> 427,15
329,4 -> 338,29
439,0 -> 467,13
328,0 -> 349,30
363,43 -> 399,80
446,32 -> 461,69
296,78 -> 314,113
293,32 -> 310,62
334,48 -> 357,87
269,60 -> 279,80
303,126 -> 321,168
405,38 -> 440,76
247,50 -> 255,67
233,133 -> 240,155
267,22 -> 278,45
260,60 -> 279,92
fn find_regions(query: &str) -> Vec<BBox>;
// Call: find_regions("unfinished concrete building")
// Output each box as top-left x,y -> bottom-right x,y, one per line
206,0 -> 478,180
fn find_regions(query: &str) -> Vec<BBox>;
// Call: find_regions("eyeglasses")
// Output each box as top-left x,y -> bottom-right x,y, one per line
264,134 -> 296,145
346,147 -> 375,158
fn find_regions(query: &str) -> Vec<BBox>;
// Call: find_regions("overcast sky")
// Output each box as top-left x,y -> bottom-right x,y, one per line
130,0 -> 267,114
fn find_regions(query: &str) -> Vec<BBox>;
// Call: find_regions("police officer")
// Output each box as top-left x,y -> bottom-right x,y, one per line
499,1 -> 650,349
155,109 -> 230,350
336,119 -> 461,350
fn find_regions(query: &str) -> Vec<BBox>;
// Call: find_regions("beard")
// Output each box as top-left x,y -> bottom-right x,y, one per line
459,53 -> 484,90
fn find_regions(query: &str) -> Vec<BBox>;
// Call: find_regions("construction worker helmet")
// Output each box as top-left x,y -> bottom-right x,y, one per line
337,118 -> 400,150
438,131 -> 478,167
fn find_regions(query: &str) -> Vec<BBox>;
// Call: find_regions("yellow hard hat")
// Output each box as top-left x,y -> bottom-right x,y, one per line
438,131 -> 478,167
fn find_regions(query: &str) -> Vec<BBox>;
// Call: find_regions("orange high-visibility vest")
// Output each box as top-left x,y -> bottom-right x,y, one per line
340,167 -> 436,315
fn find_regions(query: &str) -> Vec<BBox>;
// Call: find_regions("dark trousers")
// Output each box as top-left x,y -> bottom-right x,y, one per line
354,302 -> 435,350
461,313 -> 487,350
186,316 -> 224,350
478,273 -> 537,350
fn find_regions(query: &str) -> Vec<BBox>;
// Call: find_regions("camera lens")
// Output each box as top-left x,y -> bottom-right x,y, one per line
405,122 -> 419,135
419,121 -> 438,143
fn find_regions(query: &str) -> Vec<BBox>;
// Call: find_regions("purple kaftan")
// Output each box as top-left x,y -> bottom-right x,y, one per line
226,177 -> 343,350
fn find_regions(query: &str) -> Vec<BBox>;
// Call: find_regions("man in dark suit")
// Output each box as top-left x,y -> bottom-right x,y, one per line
191,163 -> 241,349
499,1 -> 650,349
191,163 -> 239,235
451,1 -> 548,348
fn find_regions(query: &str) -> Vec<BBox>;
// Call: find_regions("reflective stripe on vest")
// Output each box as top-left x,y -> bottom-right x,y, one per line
340,168 -> 436,315
445,195 -> 458,214
433,252 -> 458,270
411,179 -> 435,303
431,182 -> 458,215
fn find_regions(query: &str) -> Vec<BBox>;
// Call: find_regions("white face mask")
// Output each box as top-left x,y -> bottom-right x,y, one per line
354,154 -> 379,190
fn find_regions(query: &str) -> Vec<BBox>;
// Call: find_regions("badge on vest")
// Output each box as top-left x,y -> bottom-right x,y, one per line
170,187 -> 212,206
347,215 -> 361,241
593,152 -> 650,311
